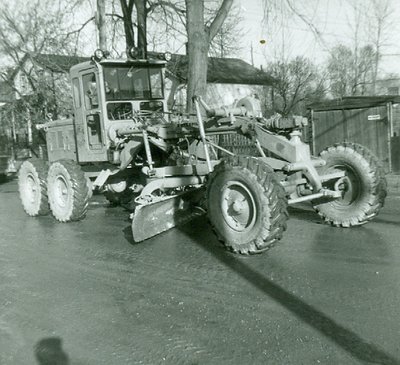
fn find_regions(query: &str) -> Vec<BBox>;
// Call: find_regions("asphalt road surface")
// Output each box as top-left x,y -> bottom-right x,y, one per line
1,176 -> 400,365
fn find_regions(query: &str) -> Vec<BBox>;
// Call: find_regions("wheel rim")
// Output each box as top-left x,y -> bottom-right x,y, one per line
53,175 -> 70,208
108,180 -> 127,193
332,165 -> 361,206
24,172 -> 39,206
220,181 -> 257,232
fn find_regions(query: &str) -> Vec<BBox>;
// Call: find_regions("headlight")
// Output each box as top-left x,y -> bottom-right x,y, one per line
129,46 -> 139,59
93,49 -> 104,61
164,51 -> 172,61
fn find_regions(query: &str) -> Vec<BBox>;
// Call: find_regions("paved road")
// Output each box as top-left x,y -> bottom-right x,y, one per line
1,176 -> 400,365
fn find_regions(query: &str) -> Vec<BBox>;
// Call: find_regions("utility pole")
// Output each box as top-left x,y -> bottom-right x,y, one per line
96,0 -> 107,50
250,42 -> 254,66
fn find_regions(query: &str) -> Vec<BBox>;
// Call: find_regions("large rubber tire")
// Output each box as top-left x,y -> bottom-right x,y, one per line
18,159 -> 49,216
313,142 -> 387,227
206,155 -> 288,254
47,160 -> 90,222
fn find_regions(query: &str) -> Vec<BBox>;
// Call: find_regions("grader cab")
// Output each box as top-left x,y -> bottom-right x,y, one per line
18,50 -> 387,254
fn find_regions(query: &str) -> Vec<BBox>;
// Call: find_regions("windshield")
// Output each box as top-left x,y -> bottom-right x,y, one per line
103,66 -> 164,101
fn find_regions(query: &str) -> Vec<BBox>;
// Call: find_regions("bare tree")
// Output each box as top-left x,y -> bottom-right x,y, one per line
366,0 -> 393,93
267,56 -> 326,116
118,1 -> 187,56
326,44 -> 375,97
0,0 -> 87,128
207,4 -> 244,58
261,0 -> 395,96
0,0 -> 84,65
344,0 -> 393,94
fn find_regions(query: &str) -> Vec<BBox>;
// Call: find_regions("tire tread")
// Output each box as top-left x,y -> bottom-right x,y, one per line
207,156 -> 288,255
315,142 -> 387,227
48,160 -> 89,222
18,158 -> 49,216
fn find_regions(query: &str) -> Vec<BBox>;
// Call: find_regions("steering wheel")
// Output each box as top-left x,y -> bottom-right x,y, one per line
135,110 -> 154,117
109,105 -> 133,120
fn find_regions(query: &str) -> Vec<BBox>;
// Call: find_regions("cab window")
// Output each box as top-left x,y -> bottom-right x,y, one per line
82,73 -> 98,109
103,66 -> 163,101
72,78 -> 81,108
149,68 -> 163,98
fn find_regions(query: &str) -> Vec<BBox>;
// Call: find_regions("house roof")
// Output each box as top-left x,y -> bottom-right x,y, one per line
2,52 -> 273,94
308,96 -> 400,111
32,52 -> 274,85
32,54 -> 90,73
164,53 -> 274,86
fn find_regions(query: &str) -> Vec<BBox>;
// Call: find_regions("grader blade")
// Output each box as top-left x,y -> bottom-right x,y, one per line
131,189 -> 204,242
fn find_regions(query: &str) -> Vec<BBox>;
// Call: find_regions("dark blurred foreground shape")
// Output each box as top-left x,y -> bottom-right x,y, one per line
34,337 -> 69,365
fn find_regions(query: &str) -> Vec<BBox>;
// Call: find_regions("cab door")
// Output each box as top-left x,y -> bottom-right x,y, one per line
71,70 -> 108,162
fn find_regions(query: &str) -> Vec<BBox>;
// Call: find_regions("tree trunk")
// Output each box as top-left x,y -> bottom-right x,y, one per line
185,0 -> 209,112
96,0 -> 107,50
120,0 -> 135,50
372,43 -> 380,95
135,0 -> 147,58
185,0 -> 233,112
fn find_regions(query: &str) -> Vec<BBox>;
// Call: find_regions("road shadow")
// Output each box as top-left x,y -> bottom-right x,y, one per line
34,337 -> 69,365
288,204 -> 323,224
123,224 -> 139,246
311,225 -> 391,264
177,216 -> 400,365
371,217 -> 400,227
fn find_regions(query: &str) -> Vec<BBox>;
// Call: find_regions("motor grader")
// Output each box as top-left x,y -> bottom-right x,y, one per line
18,49 -> 387,254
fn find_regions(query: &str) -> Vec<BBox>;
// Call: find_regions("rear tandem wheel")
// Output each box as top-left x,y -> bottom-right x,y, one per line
18,159 -> 50,216
206,156 -> 288,255
47,160 -> 90,222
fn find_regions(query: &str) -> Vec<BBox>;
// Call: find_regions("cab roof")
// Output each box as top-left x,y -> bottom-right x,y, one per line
69,58 -> 166,74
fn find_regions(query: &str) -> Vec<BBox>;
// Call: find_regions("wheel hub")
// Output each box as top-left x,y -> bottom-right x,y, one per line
221,181 -> 256,232
333,171 -> 358,205
25,173 -> 38,204
231,199 -> 244,213
108,180 -> 127,193
54,176 -> 69,207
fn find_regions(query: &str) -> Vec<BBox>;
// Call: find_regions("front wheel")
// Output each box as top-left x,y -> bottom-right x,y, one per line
104,179 -> 134,206
206,156 -> 288,254
313,142 -> 387,227
47,160 -> 90,222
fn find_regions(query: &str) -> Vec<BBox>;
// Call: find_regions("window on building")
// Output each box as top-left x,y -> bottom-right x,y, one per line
388,87 -> 399,95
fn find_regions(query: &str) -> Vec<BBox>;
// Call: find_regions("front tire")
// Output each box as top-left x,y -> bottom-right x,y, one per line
18,159 -> 49,216
47,160 -> 90,222
313,142 -> 387,227
104,180 -> 134,206
206,156 -> 288,254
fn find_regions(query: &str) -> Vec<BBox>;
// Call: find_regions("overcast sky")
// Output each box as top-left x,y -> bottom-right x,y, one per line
238,0 -> 400,76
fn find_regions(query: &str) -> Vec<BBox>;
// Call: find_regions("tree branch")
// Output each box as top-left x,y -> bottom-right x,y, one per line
106,12 -> 124,20
64,16 -> 95,39
147,1 -> 186,15
208,0 -> 234,40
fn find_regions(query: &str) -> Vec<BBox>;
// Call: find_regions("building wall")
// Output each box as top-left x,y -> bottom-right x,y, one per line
311,105 -> 392,171
166,80 -> 268,113
392,103 -> 400,137
376,79 -> 400,95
